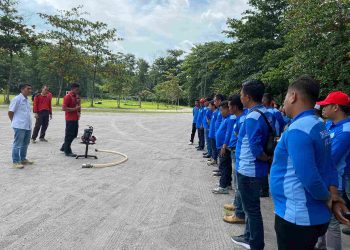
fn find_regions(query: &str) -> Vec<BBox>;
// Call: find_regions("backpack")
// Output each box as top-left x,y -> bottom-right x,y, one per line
254,109 -> 277,157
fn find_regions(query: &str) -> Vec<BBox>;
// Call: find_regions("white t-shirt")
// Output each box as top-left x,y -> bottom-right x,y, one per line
9,93 -> 32,130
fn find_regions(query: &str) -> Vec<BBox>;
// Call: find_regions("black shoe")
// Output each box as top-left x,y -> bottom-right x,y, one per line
213,173 -> 221,177
212,169 -> 220,173
195,146 -> 200,149
203,155 -> 211,158
342,227 -> 350,235
202,152 -> 208,156
197,148 -> 204,151
231,235 -> 250,249
60,147 -> 64,152
65,153 -> 77,157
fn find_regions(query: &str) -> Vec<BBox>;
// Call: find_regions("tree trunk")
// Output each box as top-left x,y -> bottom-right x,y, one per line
5,52 -> 14,104
56,76 -> 63,106
139,96 -> 141,108
90,68 -> 97,108
117,95 -> 121,108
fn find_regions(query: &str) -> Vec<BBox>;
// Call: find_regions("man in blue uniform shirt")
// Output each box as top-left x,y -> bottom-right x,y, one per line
316,91 -> 350,249
270,76 -> 349,250
196,98 -> 206,150
208,101 -> 219,166
231,80 -> 273,250
203,98 -> 213,159
224,95 -> 246,224
189,100 -> 199,145
212,101 -> 233,194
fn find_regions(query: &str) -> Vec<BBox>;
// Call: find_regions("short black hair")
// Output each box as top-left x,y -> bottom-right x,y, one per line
20,83 -> 32,90
206,97 -> 213,102
195,99 -> 199,102
220,100 -> 229,109
288,75 -> 320,104
242,80 -> 265,103
229,94 -> 243,110
209,100 -> 215,106
339,105 -> 350,115
263,93 -> 273,103
215,94 -> 226,101
71,83 -> 80,90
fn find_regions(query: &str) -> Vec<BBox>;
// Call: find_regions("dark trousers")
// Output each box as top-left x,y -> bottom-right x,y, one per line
219,148 -> 232,188
190,123 -> 196,143
238,172 -> 264,250
198,128 -> 205,149
275,215 -> 328,250
261,163 -> 271,195
32,110 -> 50,140
210,138 -> 218,161
61,120 -> 79,154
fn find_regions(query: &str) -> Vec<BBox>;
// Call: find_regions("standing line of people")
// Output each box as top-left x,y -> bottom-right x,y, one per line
188,76 -> 350,250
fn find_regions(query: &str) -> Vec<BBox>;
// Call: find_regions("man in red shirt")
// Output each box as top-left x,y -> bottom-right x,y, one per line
60,83 -> 81,157
31,85 -> 52,143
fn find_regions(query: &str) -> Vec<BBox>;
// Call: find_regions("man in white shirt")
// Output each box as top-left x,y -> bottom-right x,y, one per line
8,84 -> 34,169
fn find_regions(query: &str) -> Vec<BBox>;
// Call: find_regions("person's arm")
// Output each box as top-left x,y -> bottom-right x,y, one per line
8,97 -> 18,122
33,96 -> 39,119
49,96 -> 52,118
245,116 -> 270,161
62,95 -> 79,112
287,130 -> 330,201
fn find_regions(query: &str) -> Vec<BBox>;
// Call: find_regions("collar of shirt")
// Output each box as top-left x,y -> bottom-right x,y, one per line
329,117 -> 350,129
19,93 -> 28,100
248,104 -> 264,113
291,109 -> 315,124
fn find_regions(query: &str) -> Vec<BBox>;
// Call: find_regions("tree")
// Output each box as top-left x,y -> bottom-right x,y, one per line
0,0 -> 32,103
84,21 -> 118,107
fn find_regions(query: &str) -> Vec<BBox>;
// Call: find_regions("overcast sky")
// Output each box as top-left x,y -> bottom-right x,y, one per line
19,0 -> 249,61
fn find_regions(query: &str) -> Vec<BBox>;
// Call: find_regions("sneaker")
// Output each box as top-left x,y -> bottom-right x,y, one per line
203,152 -> 208,156
21,159 -> 34,165
12,163 -> 24,169
223,215 -> 245,224
342,227 -> 350,235
213,173 -> 221,177
65,153 -> 77,157
39,138 -> 48,142
212,169 -> 220,173
197,148 -> 204,151
188,141 -> 193,145
231,235 -> 250,249
31,139 -> 36,144
212,187 -> 229,194
207,160 -> 217,166
224,203 -> 236,211
203,155 -> 211,158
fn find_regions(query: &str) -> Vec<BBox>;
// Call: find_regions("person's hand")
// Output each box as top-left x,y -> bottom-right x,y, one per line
220,147 -> 226,157
34,113 -> 39,119
76,105 -> 81,111
332,200 -> 350,225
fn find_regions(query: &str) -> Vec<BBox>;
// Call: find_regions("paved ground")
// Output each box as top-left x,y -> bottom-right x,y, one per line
0,110 -> 349,250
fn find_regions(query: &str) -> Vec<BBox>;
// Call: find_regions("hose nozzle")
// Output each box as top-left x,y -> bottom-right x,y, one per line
82,164 -> 94,168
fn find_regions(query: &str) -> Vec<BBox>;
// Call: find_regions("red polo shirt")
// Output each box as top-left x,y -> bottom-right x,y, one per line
62,91 -> 80,121
33,94 -> 52,114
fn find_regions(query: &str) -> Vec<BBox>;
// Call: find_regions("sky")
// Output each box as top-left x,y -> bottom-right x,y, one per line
18,0 -> 249,61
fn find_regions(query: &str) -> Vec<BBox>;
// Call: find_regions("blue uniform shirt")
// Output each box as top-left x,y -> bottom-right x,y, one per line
209,109 -> 218,139
193,106 -> 199,124
202,107 -> 209,129
215,110 -> 223,135
235,104 -> 273,177
215,115 -> 230,149
272,108 -> 286,136
196,107 -> 204,129
326,117 -> 350,190
204,108 -> 213,130
270,109 -> 337,226
229,112 -> 247,149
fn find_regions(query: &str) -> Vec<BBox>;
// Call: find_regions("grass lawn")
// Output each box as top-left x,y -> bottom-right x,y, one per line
1,95 -> 188,110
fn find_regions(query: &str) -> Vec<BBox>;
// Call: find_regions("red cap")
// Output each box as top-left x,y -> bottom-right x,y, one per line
317,91 -> 350,106
199,98 -> 206,104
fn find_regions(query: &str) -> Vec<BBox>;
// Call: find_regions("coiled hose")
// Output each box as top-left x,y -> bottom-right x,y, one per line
82,149 -> 128,168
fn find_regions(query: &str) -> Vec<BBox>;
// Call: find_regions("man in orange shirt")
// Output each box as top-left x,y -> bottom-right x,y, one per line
60,84 -> 81,157
31,85 -> 52,143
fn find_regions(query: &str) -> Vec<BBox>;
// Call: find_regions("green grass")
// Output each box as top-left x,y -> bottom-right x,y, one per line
1,95 -> 188,111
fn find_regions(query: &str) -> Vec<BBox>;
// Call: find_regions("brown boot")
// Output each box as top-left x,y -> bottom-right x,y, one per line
223,215 -> 245,224
224,203 -> 236,211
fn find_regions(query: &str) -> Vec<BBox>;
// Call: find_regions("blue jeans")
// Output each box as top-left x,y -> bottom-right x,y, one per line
210,138 -> 218,161
231,152 -> 245,219
12,128 -> 31,163
205,129 -> 212,156
238,172 -> 265,250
